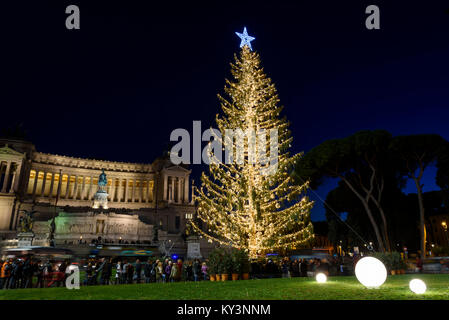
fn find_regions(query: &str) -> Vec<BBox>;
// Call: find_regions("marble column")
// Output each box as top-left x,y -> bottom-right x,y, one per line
80,176 -> 86,200
177,177 -> 182,203
163,175 -> 168,201
124,179 -> 129,202
190,179 -> 195,204
117,178 -> 122,202
110,177 -> 115,202
171,177 -> 175,203
167,177 -> 172,203
139,180 -> 143,202
9,171 -> 16,193
145,180 -> 149,203
88,176 -> 94,200
48,173 -> 55,199
1,161 -> 11,193
184,177 -> 189,203
13,163 -> 22,192
131,180 -> 136,202
32,171 -> 39,199
72,175 -> 78,199
0,163 -> 4,188
64,174 -> 71,199
40,171 -> 47,197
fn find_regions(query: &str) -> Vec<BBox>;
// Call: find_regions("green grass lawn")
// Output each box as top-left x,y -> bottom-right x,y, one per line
0,274 -> 447,300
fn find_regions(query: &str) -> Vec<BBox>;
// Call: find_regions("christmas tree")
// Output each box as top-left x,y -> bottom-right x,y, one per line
192,30 -> 314,259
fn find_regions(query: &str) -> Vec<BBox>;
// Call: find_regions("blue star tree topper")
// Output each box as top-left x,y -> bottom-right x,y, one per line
235,27 -> 255,51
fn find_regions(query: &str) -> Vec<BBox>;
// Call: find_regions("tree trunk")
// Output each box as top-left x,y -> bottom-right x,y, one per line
341,177 -> 386,252
369,196 -> 391,252
360,200 -> 386,253
414,177 -> 426,260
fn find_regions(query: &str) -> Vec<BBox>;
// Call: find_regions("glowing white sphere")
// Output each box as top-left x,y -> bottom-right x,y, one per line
409,279 -> 426,294
315,273 -> 327,283
355,257 -> 387,288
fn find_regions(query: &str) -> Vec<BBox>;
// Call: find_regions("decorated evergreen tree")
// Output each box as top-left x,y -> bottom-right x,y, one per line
192,29 -> 314,259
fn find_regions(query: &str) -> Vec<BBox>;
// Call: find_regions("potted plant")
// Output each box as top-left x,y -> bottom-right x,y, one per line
231,249 -> 241,280
208,249 -> 219,281
221,249 -> 232,281
391,252 -> 401,275
240,251 -> 251,280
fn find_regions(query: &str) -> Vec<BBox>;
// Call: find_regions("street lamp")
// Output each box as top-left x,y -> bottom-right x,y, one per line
442,221 -> 448,246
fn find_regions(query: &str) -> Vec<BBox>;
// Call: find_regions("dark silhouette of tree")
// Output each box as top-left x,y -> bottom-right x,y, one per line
296,130 -> 397,252
390,134 -> 447,259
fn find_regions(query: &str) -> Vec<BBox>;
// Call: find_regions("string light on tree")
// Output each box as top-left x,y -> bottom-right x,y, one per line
191,29 -> 314,259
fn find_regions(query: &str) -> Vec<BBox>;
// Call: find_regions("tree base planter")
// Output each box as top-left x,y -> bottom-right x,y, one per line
210,274 -> 216,282
232,273 -> 239,281
221,274 -> 229,281
242,273 -> 250,280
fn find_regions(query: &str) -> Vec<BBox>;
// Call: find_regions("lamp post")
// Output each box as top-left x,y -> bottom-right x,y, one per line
442,221 -> 448,246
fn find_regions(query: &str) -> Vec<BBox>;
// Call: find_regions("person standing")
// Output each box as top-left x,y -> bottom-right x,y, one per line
85,262 -> 93,286
115,261 -> 122,285
185,261 -> 193,282
281,259 -> 290,278
300,259 -> 308,277
100,258 -> 112,285
0,259 -> 10,289
176,259 -> 183,282
22,258 -> 34,288
201,262 -> 208,281
416,256 -> 423,273
35,261 -> 45,288
144,259 -> 152,283
165,261 -> 172,283
156,261 -> 163,282
135,259 -> 142,284
58,260 -> 67,287
193,259 -> 200,282
170,262 -> 178,282
10,259 -> 19,289
122,260 -> 129,284
127,261 -> 134,284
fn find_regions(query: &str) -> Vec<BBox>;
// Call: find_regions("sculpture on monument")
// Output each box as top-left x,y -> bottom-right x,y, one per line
17,209 -> 37,247
18,209 -> 36,233
93,169 -> 109,210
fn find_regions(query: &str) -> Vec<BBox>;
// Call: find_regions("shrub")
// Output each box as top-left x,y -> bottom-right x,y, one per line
433,246 -> 449,257
370,252 -> 403,271
208,247 -> 250,274
208,248 -> 220,274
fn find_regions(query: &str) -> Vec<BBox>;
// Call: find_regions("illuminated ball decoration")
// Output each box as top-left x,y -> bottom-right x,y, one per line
355,257 -> 387,288
315,273 -> 327,283
409,279 -> 426,294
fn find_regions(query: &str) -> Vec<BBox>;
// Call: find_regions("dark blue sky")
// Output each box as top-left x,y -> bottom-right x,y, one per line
2,1 -> 449,220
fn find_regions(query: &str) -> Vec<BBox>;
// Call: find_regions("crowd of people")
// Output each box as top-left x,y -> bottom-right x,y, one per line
85,258 -> 209,286
80,256 -> 356,286
251,256 -> 352,279
0,254 -> 359,289
0,257 -> 68,289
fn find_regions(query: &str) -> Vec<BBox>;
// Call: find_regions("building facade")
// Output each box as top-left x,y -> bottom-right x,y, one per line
0,138 -> 212,257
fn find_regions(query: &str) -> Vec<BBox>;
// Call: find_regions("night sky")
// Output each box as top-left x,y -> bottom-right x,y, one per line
3,1 -> 449,221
